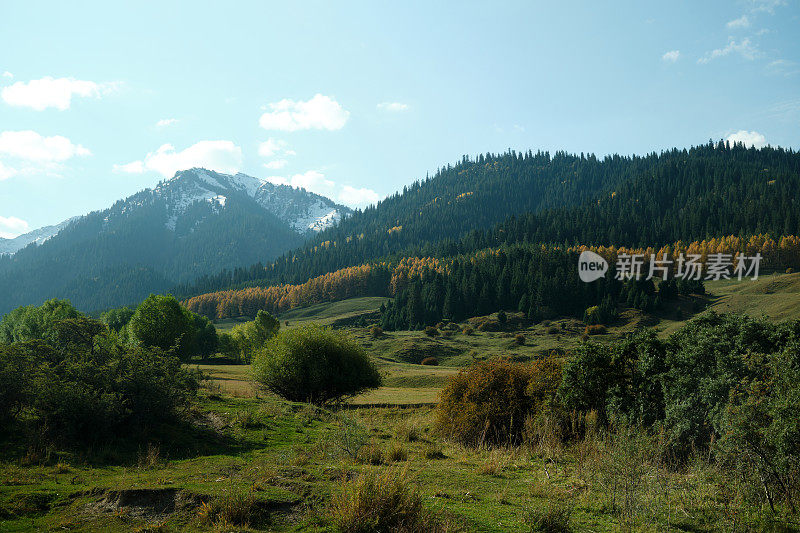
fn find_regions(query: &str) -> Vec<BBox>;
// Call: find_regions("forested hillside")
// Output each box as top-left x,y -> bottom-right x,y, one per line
178,142 -> 800,298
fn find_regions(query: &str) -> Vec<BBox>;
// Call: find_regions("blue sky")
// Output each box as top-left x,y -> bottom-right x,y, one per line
1,0 -> 798,237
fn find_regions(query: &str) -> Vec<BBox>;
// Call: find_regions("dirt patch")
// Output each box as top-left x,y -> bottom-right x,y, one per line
84,488 -> 202,519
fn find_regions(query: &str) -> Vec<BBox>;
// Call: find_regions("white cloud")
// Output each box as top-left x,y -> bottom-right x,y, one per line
377,102 -> 409,112
265,170 -> 334,196
289,170 -> 335,194
726,15 -> 750,29
698,38 -> 759,64
662,50 -> 680,63
339,185 -> 380,207
259,94 -> 349,131
0,216 -> 29,239
112,160 -> 145,174
726,130 -> 767,148
115,140 -> 242,178
1,77 -> 117,111
0,161 -> 17,180
265,176 -> 288,186
1,71 -> 12,79
750,0 -> 785,13
266,169 -> 380,207
0,129 -> 88,179
0,130 -> 90,161
257,138 -> 295,158
155,118 -> 178,128
263,159 -> 288,170
766,59 -> 799,76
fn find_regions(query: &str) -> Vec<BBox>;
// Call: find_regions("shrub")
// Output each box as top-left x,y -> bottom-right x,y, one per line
370,325 -> 384,338
717,344 -> 800,512
786,267 -> 794,274
420,356 -> 439,366
462,326 -> 474,336
128,294 -> 196,361
514,333 -> 526,345
327,469 -> 451,532
424,326 -> 439,337
558,342 -> 615,422
497,310 -> 507,325
100,306 -> 134,332
252,325 -> 381,404
0,323 -> 199,445
547,326 -> 560,334
584,324 -> 606,335
0,298 -> 80,344
230,310 -> 280,364
199,490 -> 269,528
386,442 -> 408,462
436,358 -> 537,446
525,503 -> 573,532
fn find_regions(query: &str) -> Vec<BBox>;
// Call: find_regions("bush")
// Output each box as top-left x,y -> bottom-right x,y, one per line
327,469 -> 451,532
420,356 -> 439,366
497,310 -> 507,325
462,326 -> 474,336
717,344 -> 800,512
787,267 -> 794,274
0,319 -> 199,445
584,324 -> 606,335
558,343 -> 615,422
0,298 -> 80,344
514,333 -> 526,345
370,325 -> 384,338
252,325 -> 381,404
230,310 -> 280,363
128,294 -> 196,361
547,326 -> 560,334
424,326 -> 439,337
436,358 -> 538,446
525,503 -> 573,532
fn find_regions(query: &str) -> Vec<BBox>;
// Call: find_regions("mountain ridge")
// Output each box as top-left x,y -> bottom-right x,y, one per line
0,168 -> 352,313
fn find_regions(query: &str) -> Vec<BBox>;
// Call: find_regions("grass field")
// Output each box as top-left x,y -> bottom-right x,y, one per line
3,275 -> 799,531
207,272 -> 800,406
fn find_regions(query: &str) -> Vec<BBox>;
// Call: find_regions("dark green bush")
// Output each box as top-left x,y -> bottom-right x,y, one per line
420,356 -> 439,366
0,299 -> 80,344
716,343 -> 800,512
128,294 -> 196,361
0,318 -> 199,445
424,326 -> 439,337
252,325 -> 381,404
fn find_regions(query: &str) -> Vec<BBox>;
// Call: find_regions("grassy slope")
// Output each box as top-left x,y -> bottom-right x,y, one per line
206,273 -> 800,406
4,276 -> 798,531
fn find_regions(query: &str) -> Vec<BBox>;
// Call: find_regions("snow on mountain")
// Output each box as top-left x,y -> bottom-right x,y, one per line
0,217 -> 78,255
0,168 -> 350,256
154,168 -> 350,233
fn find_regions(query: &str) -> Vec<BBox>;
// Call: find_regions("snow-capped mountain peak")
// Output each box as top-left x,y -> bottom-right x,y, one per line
154,168 -> 351,233
1,168 -> 351,256
0,217 -> 78,255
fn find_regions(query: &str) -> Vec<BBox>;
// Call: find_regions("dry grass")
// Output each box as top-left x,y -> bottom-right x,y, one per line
327,468 -> 456,533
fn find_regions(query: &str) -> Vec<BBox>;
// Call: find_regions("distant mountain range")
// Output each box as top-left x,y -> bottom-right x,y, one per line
0,168 -> 351,313
0,217 -> 78,255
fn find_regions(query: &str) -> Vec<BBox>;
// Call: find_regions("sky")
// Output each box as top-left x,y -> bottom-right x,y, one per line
0,0 -> 799,238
